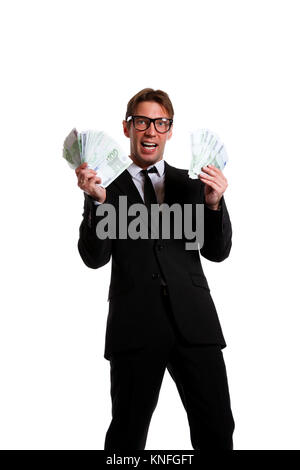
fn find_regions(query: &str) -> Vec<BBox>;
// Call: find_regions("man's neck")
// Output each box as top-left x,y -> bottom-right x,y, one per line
130,155 -> 163,170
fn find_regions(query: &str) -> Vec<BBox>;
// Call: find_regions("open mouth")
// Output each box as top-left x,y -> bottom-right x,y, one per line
141,142 -> 158,149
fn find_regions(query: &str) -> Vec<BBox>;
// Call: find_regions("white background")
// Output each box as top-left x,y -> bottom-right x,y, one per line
1,0 -> 299,450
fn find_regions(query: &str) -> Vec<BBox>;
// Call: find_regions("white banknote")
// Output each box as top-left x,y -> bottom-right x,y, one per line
62,128 -> 132,188
189,128 -> 228,179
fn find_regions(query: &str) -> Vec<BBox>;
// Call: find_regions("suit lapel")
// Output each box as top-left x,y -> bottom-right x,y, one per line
108,160 -> 187,243
111,160 -> 186,207
112,168 -> 144,205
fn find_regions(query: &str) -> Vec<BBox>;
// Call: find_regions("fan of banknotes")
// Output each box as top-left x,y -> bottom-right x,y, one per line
62,128 -> 132,188
188,129 -> 228,179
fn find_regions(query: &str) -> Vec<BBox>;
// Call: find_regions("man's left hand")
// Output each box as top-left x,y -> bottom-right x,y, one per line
198,164 -> 228,210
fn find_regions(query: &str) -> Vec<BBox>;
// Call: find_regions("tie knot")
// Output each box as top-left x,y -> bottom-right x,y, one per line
141,166 -> 158,177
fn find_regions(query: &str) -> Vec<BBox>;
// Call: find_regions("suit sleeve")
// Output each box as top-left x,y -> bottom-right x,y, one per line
78,190 -> 115,269
200,195 -> 232,262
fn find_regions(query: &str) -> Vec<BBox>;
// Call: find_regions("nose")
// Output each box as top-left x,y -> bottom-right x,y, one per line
144,121 -> 156,136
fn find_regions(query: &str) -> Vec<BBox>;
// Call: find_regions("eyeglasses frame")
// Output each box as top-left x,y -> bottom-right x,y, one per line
126,115 -> 173,134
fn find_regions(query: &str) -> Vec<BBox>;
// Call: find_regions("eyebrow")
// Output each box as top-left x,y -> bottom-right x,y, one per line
134,115 -> 170,120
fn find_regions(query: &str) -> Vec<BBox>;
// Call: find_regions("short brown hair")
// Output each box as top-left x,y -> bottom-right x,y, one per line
125,88 -> 174,121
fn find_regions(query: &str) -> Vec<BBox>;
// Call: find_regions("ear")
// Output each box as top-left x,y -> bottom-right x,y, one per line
167,127 -> 173,140
123,120 -> 130,138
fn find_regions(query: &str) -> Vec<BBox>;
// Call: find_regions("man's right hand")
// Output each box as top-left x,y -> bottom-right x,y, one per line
75,162 -> 106,203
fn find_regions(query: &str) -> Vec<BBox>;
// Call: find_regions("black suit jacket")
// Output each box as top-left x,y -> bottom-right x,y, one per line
78,161 -> 232,360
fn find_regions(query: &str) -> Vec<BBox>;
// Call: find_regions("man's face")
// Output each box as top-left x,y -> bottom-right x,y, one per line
122,101 -> 173,169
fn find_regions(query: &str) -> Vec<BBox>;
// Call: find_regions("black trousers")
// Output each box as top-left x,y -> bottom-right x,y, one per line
104,285 -> 235,450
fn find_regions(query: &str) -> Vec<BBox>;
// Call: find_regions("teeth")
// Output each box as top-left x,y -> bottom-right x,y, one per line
142,143 -> 156,147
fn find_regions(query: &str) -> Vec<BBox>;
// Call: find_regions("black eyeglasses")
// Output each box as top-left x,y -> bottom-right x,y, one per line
127,115 -> 173,134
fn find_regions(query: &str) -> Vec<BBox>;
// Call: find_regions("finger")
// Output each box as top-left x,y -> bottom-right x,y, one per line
75,164 -> 88,177
200,179 -> 221,192
207,166 -> 227,186
85,175 -> 99,185
199,175 -> 223,191
201,165 -> 223,177
200,176 -> 224,191
199,170 -> 227,187
79,168 -> 97,177
199,173 -> 223,186
90,176 -> 102,185
90,175 -> 102,184
86,176 -> 102,191
207,164 -> 223,174
78,170 -> 97,185
84,169 -> 97,178
201,165 -> 215,174
75,162 -> 88,175
199,171 -> 214,179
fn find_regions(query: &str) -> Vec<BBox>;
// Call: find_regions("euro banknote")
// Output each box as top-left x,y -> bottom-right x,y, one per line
189,129 -> 228,179
62,128 -> 132,188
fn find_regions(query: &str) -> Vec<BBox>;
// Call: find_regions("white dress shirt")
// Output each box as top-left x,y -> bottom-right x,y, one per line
93,159 -> 165,205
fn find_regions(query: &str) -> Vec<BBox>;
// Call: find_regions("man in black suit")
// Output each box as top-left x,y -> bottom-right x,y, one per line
76,88 -> 235,450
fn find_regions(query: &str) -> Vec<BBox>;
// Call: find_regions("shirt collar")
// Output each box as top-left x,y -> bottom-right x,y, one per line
127,159 -> 165,178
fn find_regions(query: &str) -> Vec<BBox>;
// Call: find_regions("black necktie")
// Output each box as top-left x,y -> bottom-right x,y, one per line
140,166 -> 167,287
140,167 -> 158,211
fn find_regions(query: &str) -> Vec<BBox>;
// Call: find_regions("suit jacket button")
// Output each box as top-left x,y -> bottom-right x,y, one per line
157,244 -> 164,251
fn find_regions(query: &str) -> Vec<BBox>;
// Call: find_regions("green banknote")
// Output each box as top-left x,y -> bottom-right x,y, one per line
62,128 -> 81,168
189,128 -> 228,179
62,128 -> 132,188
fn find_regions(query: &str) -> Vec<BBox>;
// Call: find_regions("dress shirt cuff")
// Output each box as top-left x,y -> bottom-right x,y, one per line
83,190 -> 102,205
